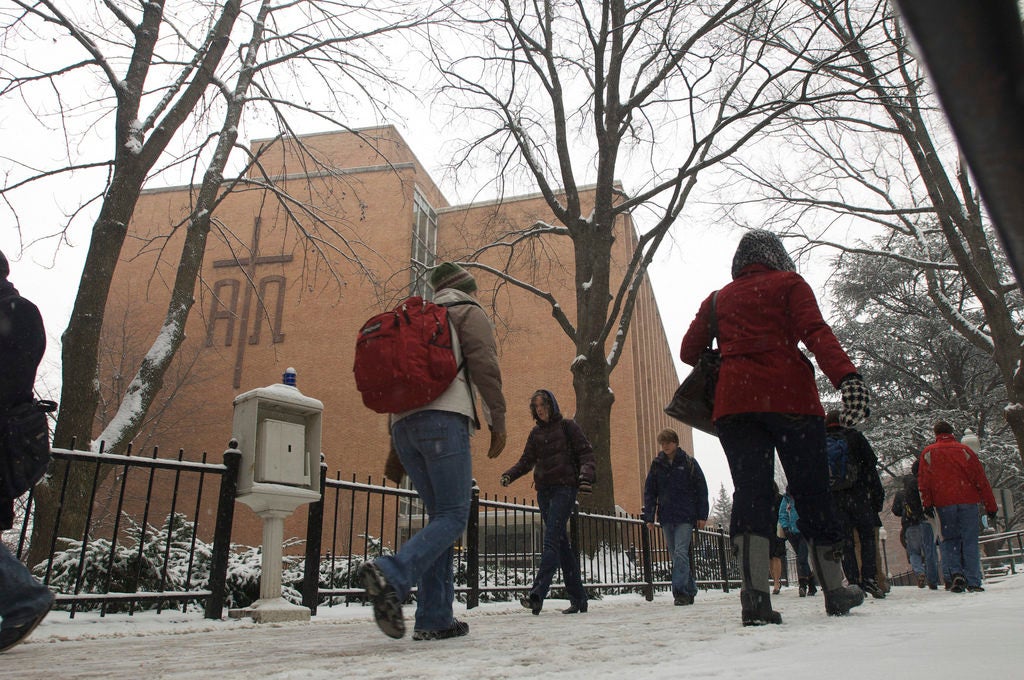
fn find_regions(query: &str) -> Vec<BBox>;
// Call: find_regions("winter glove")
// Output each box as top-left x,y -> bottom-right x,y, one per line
578,480 -> 593,495
487,429 -> 507,459
384,443 -> 405,484
987,511 -> 998,524
924,506 -> 935,518
839,373 -> 871,426
500,474 -> 512,487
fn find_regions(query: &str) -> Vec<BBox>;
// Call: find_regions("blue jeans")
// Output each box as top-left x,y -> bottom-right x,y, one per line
785,532 -> 812,581
377,410 -> 472,632
716,413 -> 844,545
0,542 -> 52,627
531,485 -> 586,606
936,504 -> 982,587
904,522 -> 939,586
662,523 -> 696,598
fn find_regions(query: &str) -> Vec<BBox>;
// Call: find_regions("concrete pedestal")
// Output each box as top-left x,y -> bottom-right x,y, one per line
229,483 -> 320,623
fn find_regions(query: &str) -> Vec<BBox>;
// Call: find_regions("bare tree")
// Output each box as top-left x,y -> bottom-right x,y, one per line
722,0 -> 1024,469
0,0 -> 444,561
425,0 -> 860,510
826,237 -> 1023,526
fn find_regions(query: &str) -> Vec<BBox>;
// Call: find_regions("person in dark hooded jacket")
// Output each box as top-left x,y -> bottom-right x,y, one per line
642,428 -> 709,605
0,250 -> 54,653
501,389 -> 596,615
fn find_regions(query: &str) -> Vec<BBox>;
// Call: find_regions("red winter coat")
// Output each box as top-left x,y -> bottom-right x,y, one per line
680,265 -> 856,421
918,433 -> 998,512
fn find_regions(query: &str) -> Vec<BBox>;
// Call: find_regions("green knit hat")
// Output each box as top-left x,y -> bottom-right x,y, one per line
429,262 -> 477,293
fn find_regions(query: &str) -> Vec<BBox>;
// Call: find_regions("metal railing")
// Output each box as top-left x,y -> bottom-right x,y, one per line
6,444 -> 239,619
298,468 -> 742,613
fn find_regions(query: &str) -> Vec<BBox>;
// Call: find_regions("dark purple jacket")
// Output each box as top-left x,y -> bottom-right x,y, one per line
502,390 -> 596,489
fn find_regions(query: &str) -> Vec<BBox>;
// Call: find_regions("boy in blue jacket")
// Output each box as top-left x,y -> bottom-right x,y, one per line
642,429 -> 709,605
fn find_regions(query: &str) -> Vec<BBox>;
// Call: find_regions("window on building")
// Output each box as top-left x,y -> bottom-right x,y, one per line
410,189 -> 438,298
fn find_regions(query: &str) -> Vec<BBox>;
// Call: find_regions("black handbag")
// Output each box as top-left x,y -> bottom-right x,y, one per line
1,399 -> 57,499
665,292 -> 720,436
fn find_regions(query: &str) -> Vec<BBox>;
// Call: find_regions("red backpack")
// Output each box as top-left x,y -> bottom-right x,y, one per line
353,296 -> 473,413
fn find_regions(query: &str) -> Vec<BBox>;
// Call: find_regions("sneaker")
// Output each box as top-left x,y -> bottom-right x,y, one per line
951,574 -> 967,593
860,579 -> 886,599
0,593 -> 54,653
917,574 -> 927,588
412,619 -> 469,641
359,562 -> 405,639
561,603 -> 588,614
966,585 -> 985,593
673,594 -> 694,606
520,594 -> 542,615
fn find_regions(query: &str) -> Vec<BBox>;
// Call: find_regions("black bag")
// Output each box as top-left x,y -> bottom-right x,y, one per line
665,292 -> 720,436
1,399 -> 57,499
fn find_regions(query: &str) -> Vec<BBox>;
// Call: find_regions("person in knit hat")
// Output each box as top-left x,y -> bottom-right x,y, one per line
362,259 -> 506,642
428,261 -> 478,294
0,249 -> 54,653
680,229 -> 868,626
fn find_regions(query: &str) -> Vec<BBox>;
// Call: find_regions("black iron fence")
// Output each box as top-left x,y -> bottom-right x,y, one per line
297,468 -> 743,614
4,444 -> 239,618
12,442 -> 979,622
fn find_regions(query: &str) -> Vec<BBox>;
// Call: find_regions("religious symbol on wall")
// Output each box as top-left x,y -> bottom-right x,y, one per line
204,217 -> 293,388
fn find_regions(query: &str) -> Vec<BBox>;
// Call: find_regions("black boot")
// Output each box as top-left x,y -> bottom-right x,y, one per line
734,534 -> 782,626
520,593 -> 543,615
807,574 -> 818,596
808,541 -> 864,616
798,577 -> 808,597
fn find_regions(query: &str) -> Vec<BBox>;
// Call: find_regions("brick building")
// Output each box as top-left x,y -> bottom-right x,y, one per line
101,125 -> 688,546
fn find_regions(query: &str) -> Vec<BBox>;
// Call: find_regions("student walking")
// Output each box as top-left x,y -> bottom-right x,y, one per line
359,262 -> 508,641
502,389 -> 596,615
641,428 -> 709,606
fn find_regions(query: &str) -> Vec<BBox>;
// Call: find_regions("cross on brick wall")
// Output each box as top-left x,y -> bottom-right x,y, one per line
204,217 -> 294,388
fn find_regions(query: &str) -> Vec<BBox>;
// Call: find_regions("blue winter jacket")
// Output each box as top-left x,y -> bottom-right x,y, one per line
642,449 -> 709,525
778,493 -> 800,535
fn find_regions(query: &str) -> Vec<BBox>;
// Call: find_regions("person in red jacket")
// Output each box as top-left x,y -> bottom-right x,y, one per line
680,230 -> 869,626
918,420 -> 998,593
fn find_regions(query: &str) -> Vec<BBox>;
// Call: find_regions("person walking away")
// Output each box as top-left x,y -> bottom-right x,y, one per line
502,389 -> 596,615
825,410 -> 886,599
779,486 -> 817,597
769,482 -> 786,595
359,262 -> 508,641
918,421 -> 998,593
0,250 -> 54,653
892,460 -> 940,590
680,229 -> 867,626
641,428 -> 709,606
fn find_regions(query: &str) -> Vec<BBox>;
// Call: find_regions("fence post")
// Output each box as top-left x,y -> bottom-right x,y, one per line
640,523 -> 654,601
205,442 -> 240,620
302,457 -> 329,614
466,480 -> 481,610
717,525 -> 731,593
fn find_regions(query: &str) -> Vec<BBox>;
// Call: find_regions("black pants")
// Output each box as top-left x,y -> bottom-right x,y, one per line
716,412 -> 844,545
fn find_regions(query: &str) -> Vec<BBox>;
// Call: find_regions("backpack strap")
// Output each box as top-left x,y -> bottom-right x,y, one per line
440,299 -> 482,428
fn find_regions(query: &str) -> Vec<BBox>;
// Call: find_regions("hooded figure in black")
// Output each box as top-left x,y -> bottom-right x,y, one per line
0,250 -> 54,653
501,389 -> 596,615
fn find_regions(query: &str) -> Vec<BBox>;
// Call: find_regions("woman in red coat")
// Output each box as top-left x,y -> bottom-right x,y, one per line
680,230 -> 869,626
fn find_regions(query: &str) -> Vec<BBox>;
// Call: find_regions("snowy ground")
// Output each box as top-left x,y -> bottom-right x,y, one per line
4,574 -> 1022,679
